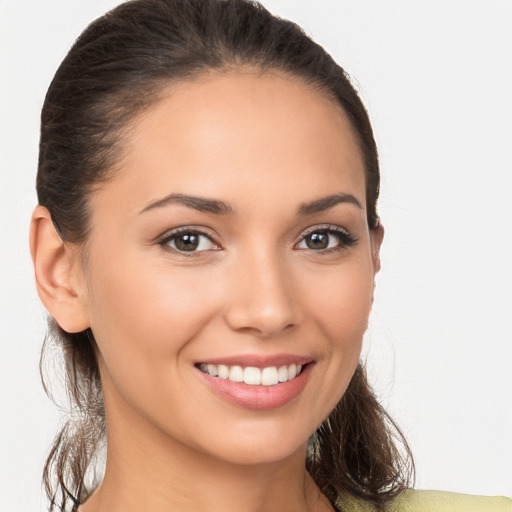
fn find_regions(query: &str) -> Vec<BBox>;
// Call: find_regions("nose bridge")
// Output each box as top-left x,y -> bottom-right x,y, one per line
224,242 -> 298,337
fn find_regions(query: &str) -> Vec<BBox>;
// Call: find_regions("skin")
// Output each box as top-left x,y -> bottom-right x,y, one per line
31,71 -> 383,512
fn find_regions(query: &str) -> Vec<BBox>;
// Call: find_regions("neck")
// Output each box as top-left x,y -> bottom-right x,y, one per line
79,388 -> 331,512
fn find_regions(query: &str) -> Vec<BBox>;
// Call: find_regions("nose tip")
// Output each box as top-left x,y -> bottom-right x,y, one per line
225,306 -> 296,338
223,257 -> 299,338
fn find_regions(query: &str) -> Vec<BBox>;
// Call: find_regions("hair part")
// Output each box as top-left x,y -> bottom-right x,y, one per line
37,0 -> 411,510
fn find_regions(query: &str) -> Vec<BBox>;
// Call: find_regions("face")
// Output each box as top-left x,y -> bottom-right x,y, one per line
78,71 -> 381,466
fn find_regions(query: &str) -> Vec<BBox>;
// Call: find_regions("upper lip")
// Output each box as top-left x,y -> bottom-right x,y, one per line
197,353 -> 314,368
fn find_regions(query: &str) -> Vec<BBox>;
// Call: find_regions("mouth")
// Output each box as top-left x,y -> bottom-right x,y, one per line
195,362 -> 307,386
194,354 -> 315,409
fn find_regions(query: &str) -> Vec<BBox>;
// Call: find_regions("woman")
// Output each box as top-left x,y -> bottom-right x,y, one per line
28,1 -> 511,511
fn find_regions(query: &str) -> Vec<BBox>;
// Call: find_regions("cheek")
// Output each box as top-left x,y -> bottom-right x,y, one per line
84,252 -> 220,380
301,259 -> 374,410
305,260 -> 374,344
83,253 -> 227,437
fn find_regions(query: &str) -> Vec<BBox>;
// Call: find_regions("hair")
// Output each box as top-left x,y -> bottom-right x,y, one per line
37,0 -> 414,510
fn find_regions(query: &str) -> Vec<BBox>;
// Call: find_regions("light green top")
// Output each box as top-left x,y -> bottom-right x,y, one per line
339,490 -> 512,512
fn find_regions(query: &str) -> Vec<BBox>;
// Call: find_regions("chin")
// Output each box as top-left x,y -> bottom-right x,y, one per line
192,418 -> 312,467
208,438 -> 307,467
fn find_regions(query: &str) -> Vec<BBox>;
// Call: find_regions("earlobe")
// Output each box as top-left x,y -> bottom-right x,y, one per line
30,205 -> 90,333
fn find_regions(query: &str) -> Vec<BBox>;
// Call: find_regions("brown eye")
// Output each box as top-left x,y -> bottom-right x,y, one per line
296,226 -> 357,253
162,230 -> 218,253
305,231 -> 330,250
174,233 -> 200,251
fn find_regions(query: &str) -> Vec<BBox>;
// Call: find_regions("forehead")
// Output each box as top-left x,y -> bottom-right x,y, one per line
96,71 -> 366,216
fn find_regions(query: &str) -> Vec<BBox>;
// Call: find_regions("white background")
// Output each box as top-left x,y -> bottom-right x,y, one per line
1,1 -> 511,510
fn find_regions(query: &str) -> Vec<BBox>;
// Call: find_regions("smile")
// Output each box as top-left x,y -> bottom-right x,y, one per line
197,363 -> 303,386
195,355 -> 314,409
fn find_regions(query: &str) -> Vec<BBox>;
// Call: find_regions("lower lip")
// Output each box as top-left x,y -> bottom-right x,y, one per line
197,363 -> 313,410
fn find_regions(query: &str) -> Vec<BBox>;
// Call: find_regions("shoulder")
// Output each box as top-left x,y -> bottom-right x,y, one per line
388,490 -> 512,511
338,490 -> 512,512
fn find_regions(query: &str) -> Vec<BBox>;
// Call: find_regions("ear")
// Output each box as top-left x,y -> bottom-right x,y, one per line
30,205 -> 90,333
370,222 -> 384,274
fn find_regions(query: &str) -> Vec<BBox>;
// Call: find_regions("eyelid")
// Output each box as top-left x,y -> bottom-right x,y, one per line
299,223 -> 350,238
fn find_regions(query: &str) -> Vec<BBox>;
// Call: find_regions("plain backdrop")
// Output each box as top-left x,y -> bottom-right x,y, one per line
1,1 -> 511,511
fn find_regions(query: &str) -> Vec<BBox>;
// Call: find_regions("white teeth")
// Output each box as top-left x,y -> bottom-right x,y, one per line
278,365 -> 288,382
228,365 -> 244,383
261,366 -> 279,386
217,364 -> 229,379
199,363 -> 305,386
243,367 -> 261,385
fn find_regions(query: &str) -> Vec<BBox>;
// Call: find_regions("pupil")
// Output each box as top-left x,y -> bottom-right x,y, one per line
175,233 -> 199,251
307,232 -> 328,250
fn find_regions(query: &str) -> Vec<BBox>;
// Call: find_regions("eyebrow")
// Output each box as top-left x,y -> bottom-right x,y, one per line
139,191 -> 362,216
298,193 -> 362,215
139,193 -> 234,215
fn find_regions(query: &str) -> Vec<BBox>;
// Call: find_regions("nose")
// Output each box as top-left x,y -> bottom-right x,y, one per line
223,249 -> 300,338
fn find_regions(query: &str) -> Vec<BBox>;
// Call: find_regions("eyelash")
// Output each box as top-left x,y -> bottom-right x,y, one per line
157,224 -> 358,256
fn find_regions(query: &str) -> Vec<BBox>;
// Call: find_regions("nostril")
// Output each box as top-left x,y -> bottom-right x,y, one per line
223,302 -> 298,336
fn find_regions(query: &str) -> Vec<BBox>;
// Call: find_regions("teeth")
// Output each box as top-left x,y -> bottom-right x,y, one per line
217,364 -> 229,379
228,365 -> 244,383
244,367 -> 261,385
278,365 -> 288,382
261,366 -> 279,386
199,363 -> 305,386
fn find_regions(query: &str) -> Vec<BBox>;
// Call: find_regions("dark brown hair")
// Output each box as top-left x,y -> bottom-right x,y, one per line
37,0 -> 414,510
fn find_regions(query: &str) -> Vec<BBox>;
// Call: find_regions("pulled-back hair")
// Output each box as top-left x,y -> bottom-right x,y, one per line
37,1 -> 414,510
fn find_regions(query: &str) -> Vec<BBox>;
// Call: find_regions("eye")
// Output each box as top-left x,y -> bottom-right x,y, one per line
159,228 -> 219,253
296,226 -> 357,253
